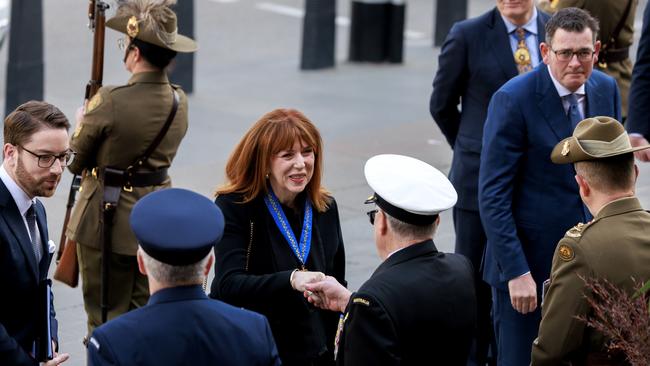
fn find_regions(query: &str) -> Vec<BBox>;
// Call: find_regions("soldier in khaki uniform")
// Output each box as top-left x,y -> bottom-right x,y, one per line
66,0 -> 197,333
538,0 -> 638,118
531,116 -> 650,365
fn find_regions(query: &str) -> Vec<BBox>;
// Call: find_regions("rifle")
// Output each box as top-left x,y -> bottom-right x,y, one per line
54,0 -> 109,288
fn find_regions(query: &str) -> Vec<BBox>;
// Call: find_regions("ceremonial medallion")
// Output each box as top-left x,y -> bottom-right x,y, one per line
515,47 -> 531,66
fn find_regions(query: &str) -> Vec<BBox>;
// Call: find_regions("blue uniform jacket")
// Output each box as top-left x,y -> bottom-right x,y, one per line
88,285 -> 281,366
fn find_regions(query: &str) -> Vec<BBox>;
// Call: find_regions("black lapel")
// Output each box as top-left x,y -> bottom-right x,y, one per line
0,179 -> 38,281
486,8 -> 518,80
536,66 -> 572,140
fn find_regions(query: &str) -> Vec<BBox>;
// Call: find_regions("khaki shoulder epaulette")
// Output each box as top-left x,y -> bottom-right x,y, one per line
565,219 -> 596,239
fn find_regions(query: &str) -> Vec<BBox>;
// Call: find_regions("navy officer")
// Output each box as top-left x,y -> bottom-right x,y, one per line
305,154 -> 477,365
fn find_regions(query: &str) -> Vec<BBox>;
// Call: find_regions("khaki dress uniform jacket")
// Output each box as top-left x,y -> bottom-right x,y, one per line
539,0 -> 637,117
531,197 -> 650,365
66,71 -> 188,329
66,71 -> 188,255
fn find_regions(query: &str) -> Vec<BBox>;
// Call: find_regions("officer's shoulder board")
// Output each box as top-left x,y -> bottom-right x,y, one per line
88,336 -> 100,351
565,218 -> 597,239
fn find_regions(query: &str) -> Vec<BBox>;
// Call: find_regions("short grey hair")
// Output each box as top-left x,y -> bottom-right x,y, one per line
384,211 -> 437,241
139,248 -> 211,286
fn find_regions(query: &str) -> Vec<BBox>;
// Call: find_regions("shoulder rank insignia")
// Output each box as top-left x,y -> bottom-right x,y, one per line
73,122 -> 83,138
558,244 -> 574,262
85,93 -> 103,114
566,222 -> 585,238
352,297 -> 370,306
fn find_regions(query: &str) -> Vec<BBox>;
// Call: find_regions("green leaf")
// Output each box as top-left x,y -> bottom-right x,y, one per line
632,279 -> 650,299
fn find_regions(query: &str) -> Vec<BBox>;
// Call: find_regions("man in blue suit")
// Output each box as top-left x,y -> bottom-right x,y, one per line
0,101 -> 71,366
627,2 -> 650,161
87,188 -> 281,366
479,8 -> 620,366
430,1 -> 549,364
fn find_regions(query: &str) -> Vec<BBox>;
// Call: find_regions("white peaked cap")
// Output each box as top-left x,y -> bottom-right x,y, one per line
364,154 -> 457,225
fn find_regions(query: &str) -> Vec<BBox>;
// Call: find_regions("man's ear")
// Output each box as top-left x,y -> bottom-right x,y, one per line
204,253 -> 214,276
136,249 -> 148,276
575,173 -> 590,197
3,143 -> 16,165
376,210 -> 388,236
540,42 -> 551,65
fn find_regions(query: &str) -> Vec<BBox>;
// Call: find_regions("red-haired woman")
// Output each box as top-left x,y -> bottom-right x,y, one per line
210,109 -> 346,366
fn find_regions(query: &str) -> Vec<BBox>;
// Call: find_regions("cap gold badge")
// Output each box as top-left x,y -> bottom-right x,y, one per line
558,244 -> 574,262
127,16 -> 139,38
561,140 -> 570,156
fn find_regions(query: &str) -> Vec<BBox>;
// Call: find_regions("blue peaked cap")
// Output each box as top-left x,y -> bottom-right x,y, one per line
130,188 -> 225,265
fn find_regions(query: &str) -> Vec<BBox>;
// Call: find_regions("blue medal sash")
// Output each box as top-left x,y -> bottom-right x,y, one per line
264,189 -> 313,267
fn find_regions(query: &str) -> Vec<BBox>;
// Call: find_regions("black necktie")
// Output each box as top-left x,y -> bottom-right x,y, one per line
25,204 -> 42,264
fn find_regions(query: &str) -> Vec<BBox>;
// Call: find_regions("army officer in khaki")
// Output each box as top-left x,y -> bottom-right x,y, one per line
66,0 -> 196,333
531,116 -> 650,365
538,0 -> 638,118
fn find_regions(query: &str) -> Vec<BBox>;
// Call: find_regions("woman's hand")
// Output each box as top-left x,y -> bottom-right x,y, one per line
290,270 -> 325,292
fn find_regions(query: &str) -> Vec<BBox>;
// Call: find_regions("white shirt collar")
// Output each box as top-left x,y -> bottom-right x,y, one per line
501,7 -> 538,35
547,65 -> 586,97
0,165 -> 34,216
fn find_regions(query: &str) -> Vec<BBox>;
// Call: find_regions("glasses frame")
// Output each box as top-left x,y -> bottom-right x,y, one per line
550,47 -> 595,62
19,145 -> 75,168
366,209 -> 378,226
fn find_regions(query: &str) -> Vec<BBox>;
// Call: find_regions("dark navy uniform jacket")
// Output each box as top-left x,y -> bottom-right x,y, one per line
87,285 -> 281,366
336,240 -> 476,365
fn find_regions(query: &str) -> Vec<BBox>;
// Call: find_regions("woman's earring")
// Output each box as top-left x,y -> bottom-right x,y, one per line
265,173 -> 270,179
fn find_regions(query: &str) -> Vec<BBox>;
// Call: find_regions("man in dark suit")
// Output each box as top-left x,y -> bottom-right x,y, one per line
305,154 -> 476,365
87,188 -> 281,366
0,101 -> 71,366
626,2 -> 650,161
430,3 -> 549,363
479,8 -> 620,366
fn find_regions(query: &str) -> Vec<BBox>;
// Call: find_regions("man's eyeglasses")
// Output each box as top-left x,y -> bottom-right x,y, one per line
366,209 -> 378,225
551,48 -> 595,62
19,146 -> 75,168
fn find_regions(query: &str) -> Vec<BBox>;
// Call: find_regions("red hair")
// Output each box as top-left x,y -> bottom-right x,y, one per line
216,109 -> 331,212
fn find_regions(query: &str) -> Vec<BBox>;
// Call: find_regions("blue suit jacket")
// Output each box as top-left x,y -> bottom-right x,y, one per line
430,7 -> 550,210
479,65 -> 621,290
88,285 -> 282,366
627,2 -> 650,137
0,179 -> 57,366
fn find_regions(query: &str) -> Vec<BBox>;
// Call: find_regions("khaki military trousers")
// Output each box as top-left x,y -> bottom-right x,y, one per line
77,243 -> 149,335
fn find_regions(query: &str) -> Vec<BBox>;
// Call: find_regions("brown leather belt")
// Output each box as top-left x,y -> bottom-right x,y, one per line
599,47 -> 629,64
94,166 -> 168,188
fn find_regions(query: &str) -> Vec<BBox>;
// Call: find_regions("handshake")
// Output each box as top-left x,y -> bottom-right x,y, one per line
290,270 -> 352,313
